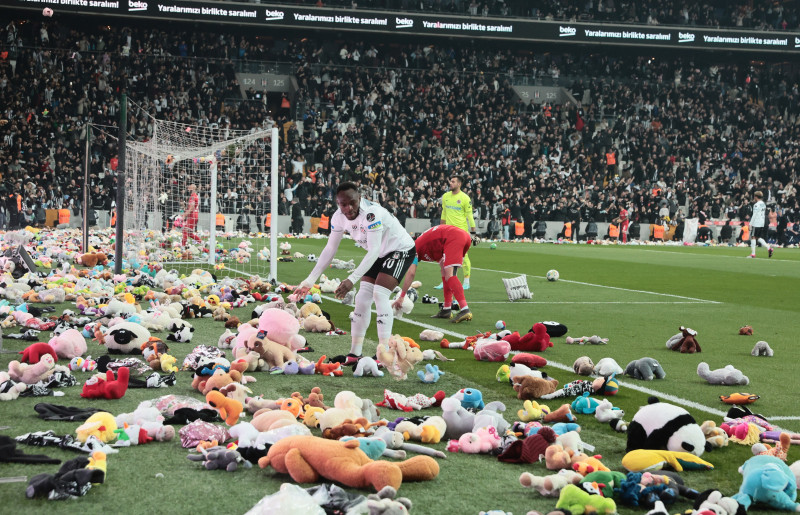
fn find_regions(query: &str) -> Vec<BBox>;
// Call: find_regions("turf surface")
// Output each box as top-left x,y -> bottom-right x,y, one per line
1,238 -> 798,514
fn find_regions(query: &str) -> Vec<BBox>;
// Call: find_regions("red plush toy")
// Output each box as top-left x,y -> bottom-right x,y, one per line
511,353 -> 548,368
19,342 -> 58,364
517,323 -> 554,352
81,367 -> 130,399
315,355 -> 343,377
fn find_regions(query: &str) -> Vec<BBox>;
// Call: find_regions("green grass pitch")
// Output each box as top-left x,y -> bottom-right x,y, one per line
1,239 -> 798,515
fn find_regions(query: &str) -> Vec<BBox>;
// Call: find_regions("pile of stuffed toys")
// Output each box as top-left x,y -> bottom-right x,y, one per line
1,227 -> 798,514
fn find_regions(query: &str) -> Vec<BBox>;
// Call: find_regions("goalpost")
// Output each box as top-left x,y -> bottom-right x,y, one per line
122,102 -> 279,281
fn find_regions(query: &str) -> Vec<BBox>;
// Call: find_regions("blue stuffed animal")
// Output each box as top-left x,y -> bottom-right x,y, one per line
458,388 -> 485,410
571,392 -> 601,414
732,454 -> 800,511
417,363 -> 444,383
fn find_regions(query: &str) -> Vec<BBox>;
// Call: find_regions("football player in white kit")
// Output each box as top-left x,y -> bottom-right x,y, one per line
748,190 -> 774,258
294,182 -> 416,363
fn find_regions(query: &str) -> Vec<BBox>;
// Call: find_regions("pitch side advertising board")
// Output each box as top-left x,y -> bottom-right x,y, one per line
10,1 -> 800,53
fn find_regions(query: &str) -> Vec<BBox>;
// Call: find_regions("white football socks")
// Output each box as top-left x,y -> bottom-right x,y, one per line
350,282 -> 374,356
372,284 -> 394,347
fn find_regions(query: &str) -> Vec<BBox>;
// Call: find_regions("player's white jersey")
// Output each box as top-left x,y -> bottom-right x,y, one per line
751,200 -> 766,228
330,199 -> 414,256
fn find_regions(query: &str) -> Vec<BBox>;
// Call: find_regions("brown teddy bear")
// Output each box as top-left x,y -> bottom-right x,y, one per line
191,361 -> 249,396
291,386 -> 330,411
665,326 -> 701,353
77,252 -> 109,268
258,435 -> 439,491
512,375 -> 559,400
247,330 -> 296,370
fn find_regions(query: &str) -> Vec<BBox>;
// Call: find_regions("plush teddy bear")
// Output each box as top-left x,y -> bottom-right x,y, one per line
417,363 -> 444,383
572,356 -> 594,376
0,371 -> 27,400
519,469 -> 583,497
739,325 -> 754,335
258,435 -> 440,491
191,361 -> 249,396
246,330 -> 296,370
697,362 -> 749,386
593,357 -> 624,376
81,367 -> 130,399
665,326 -> 701,353
732,455 -> 800,511
512,375 -> 559,400
8,354 -> 57,384
19,342 -> 58,364
625,357 -> 666,381
302,314 -> 331,333
376,335 -> 423,380
751,340 -> 774,357
49,329 -> 88,360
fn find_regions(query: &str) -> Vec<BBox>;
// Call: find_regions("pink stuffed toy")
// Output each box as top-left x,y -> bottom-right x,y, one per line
8,354 -> 56,384
49,329 -> 88,360
376,389 -> 445,411
447,426 -> 501,454
473,339 -> 511,362
257,308 -> 306,351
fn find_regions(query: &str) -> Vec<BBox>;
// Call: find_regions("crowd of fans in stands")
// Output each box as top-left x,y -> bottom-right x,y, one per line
259,0 -> 800,32
1,16 -> 799,245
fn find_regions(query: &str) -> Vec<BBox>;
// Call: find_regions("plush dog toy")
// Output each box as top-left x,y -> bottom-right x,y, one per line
665,326 -> 701,353
258,435 -> 439,491
697,362 -> 749,386
206,391 -> 243,426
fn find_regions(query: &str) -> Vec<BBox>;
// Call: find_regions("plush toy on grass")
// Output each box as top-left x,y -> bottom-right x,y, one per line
376,335 -> 423,380
697,362 -> 749,386
732,454 -> 800,511
75,412 -> 118,443
540,373 -> 619,400
572,356 -> 594,376
621,449 -> 714,472
187,445 -> 252,472
81,367 -> 130,399
519,469 -> 583,497
417,363 -> 444,383
512,375 -> 560,400
206,391 -> 243,426
565,335 -> 609,345
556,484 -> 617,515
0,371 -> 27,400
376,389 -> 445,412
665,326 -> 701,353
18,342 -> 57,364
593,357 -> 624,376
447,426 -> 501,454
751,340 -> 774,357
627,396 -> 710,457
258,435 -> 440,491
7,354 -> 56,384
625,357 -> 666,381
594,399 -> 625,424
353,356 -> 383,378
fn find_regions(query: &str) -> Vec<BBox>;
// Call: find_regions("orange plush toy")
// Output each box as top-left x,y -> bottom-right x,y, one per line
206,391 -> 243,426
258,435 -> 439,491
315,356 -> 343,377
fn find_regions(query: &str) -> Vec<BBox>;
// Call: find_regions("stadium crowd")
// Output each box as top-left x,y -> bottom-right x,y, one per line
1,17 -> 799,245
243,0 -> 800,32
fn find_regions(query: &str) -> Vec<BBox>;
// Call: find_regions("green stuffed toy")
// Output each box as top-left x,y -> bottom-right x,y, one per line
556,484 -> 617,515
582,470 -> 627,498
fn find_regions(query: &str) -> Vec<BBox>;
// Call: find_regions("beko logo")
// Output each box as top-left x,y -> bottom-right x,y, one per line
265,9 -> 285,20
678,32 -> 695,43
396,17 -> 413,28
559,26 -> 576,37
129,0 -> 147,11
795,37 -> 800,48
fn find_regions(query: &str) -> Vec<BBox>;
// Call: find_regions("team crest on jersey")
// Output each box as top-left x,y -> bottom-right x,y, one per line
366,213 -> 375,222
393,252 -> 400,259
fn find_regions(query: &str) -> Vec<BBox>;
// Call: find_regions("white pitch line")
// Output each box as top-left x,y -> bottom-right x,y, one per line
465,264 -> 721,304
320,292 -> 792,421
467,301 -> 710,305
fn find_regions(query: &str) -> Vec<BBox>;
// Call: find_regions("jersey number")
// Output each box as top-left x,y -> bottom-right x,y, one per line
384,258 -> 397,269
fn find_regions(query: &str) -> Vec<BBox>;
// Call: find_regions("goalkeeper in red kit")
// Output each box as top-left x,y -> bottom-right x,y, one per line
392,224 -> 474,323
181,183 -> 202,246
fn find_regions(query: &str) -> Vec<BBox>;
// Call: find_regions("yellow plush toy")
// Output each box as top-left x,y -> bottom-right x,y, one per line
621,449 -> 714,472
75,412 -> 118,443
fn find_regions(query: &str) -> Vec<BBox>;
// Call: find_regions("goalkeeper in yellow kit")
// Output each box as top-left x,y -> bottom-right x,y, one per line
435,175 -> 478,290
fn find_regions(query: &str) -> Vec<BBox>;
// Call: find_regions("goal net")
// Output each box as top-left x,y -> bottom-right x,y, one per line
123,105 -> 279,281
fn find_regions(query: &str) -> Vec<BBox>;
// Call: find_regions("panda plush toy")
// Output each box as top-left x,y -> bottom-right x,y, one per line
626,396 -> 710,457
104,321 -> 152,354
166,320 -> 195,343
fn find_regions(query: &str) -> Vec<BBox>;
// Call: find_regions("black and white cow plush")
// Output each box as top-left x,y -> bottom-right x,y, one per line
626,396 -> 710,457
166,320 -> 194,343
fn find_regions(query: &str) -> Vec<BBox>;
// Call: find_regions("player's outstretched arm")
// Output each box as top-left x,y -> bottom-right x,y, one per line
295,230 -> 344,296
